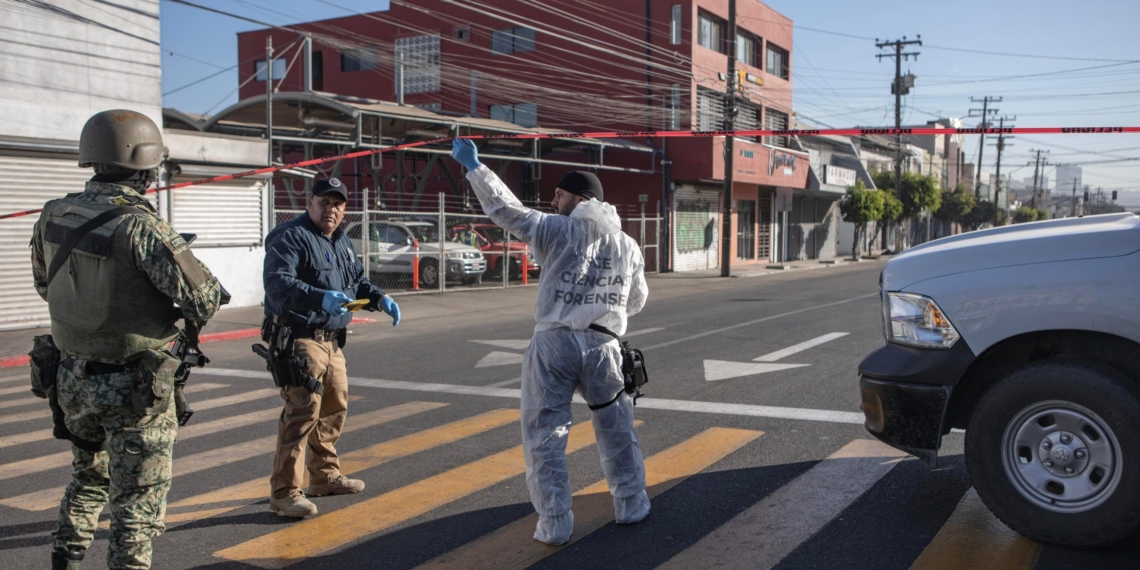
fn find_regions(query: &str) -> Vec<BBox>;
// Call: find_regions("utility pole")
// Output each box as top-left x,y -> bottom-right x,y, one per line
266,35 -> 274,227
1070,178 -> 1079,217
968,96 -> 1001,198
988,115 -> 1015,225
1027,149 -> 1049,210
720,0 -> 737,277
876,35 -> 921,250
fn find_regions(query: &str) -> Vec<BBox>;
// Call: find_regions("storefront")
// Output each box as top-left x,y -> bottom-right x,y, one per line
668,137 -> 809,270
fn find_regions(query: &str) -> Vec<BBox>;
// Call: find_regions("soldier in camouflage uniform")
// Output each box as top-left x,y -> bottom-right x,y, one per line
30,110 -> 222,570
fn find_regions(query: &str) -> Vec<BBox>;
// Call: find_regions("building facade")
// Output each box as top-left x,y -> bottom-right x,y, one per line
234,0 -> 809,271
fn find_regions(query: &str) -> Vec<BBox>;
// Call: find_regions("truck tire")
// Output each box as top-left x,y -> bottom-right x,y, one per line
966,361 -> 1140,548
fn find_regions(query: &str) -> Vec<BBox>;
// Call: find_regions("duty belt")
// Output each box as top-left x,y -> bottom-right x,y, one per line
289,326 -> 343,343
61,357 -> 127,375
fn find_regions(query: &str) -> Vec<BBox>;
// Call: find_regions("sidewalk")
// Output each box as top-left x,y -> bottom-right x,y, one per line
653,255 -> 887,280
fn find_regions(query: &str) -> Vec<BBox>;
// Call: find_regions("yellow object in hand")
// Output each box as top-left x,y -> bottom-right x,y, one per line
342,299 -> 370,312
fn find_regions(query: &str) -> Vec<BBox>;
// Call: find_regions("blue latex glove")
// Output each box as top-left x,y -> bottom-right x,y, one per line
451,139 -> 481,171
381,295 -> 401,327
321,290 -> 351,316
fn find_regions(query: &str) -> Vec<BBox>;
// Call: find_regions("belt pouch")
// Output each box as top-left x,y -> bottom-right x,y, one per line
29,334 -> 61,399
131,349 -> 179,414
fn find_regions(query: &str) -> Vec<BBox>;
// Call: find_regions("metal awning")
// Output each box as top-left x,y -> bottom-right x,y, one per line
189,91 -> 655,174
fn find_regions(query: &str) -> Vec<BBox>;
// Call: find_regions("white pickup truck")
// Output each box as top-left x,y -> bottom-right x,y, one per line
859,213 -> 1140,548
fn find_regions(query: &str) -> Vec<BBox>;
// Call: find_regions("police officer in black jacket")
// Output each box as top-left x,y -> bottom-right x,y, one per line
262,177 -> 400,518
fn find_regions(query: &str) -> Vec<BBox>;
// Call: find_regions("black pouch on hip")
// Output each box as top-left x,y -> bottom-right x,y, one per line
131,349 -> 179,414
587,325 -> 650,410
29,334 -> 61,399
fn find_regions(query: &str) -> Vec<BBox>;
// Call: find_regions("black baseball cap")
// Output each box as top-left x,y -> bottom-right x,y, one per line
312,177 -> 347,201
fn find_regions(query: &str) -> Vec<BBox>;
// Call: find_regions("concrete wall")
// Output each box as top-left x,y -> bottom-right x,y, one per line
0,1 -> 162,142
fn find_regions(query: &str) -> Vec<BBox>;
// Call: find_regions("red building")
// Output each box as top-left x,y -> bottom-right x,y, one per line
230,0 -> 809,270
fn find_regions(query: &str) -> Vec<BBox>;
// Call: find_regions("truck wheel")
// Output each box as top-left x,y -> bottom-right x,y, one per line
966,361 -> 1140,547
419,259 -> 439,288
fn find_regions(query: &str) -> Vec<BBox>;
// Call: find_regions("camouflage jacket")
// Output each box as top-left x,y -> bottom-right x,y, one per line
30,181 -> 222,324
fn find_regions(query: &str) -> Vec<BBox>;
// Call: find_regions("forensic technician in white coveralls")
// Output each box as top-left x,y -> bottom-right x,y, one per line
451,139 -> 650,545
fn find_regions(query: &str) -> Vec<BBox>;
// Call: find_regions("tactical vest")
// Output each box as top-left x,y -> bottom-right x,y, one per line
41,197 -> 178,361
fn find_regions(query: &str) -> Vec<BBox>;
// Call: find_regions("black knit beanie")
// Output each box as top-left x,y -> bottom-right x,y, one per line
556,171 -> 604,203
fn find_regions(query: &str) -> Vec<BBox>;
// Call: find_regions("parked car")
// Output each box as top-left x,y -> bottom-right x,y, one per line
858,213 -> 1140,548
344,220 -> 486,287
449,223 -> 540,279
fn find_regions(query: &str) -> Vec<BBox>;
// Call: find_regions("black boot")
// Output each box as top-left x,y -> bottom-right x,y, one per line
51,548 -> 84,570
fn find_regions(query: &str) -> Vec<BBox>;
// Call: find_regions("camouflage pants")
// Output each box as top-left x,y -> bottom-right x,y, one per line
51,359 -> 177,570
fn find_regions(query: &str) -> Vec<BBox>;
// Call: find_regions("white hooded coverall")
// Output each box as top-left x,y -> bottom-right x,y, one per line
466,165 -> 650,544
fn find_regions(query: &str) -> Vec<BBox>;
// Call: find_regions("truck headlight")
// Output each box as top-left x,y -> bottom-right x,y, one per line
884,292 -> 959,349
447,252 -> 479,259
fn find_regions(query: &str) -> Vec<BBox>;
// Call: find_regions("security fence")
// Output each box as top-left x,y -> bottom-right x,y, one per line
274,206 -> 662,295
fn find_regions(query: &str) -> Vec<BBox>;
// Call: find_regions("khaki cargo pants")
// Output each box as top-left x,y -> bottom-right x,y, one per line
270,338 -> 349,499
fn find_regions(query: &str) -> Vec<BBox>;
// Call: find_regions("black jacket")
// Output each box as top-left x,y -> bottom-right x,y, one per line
263,214 -> 384,329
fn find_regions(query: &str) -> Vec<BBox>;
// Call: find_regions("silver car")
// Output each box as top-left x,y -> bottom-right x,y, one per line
345,220 -> 486,287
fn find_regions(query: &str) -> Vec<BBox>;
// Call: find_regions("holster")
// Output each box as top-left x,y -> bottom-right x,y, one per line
587,325 -> 650,411
131,349 -> 179,415
28,335 -> 70,441
253,316 -> 325,396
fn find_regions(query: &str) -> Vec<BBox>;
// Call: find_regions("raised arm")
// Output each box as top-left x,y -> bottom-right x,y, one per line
452,139 -> 550,248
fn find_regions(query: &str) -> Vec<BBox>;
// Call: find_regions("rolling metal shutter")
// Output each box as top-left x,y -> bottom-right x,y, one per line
170,170 -> 265,247
0,155 -> 91,330
672,185 -> 720,272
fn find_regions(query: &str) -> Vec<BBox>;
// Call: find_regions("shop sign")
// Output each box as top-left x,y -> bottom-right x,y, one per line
769,150 -> 798,176
824,165 -> 857,187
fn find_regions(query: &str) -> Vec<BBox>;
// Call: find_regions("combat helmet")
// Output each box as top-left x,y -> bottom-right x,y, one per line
78,109 -> 165,170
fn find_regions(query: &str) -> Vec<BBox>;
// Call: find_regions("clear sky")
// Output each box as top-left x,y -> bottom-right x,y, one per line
160,0 -> 1140,201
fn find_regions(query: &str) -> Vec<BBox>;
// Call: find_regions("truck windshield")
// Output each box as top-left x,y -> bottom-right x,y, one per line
407,225 -> 440,242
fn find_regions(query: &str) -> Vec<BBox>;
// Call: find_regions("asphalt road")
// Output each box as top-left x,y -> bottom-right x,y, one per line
1,261 -> 1137,569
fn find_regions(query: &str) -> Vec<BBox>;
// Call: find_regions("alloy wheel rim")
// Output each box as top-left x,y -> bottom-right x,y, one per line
1000,399 -> 1123,513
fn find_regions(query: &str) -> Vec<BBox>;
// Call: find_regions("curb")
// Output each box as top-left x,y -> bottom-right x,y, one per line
0,317 -> 379,369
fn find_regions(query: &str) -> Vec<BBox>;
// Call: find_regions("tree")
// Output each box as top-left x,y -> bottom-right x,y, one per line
962,200 -> 998,231
934,185 -> 977,233
839,180 -> 884,260
1013,206 -> 1039,224
880,190 -> 902,225
1036,209 -> 1049,221
899,172 -> 941,219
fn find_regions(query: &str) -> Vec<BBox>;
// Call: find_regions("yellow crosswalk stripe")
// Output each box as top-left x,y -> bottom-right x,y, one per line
0,375 -> 25,385
0,385 -> 33,396
164,407 -> 517,526
0,409 -> 51,426
908,488 -> 1041,570
4,401 -> 447,513
0,384 -> 239,451
416,426 -> 763,570
214,418 -> 635,569
0,383 -> 253,428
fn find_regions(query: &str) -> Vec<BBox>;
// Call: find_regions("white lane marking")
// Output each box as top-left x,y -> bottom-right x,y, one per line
703,361 -> 810,382
623,327 -> 665,338
469,340 -> 531,350
658,439 -> 908,570
642,293 -> 878,352
475,351 -> 525,368
199,368 -> 865,424
754,332 -> 850,362
484,377 -> 522,388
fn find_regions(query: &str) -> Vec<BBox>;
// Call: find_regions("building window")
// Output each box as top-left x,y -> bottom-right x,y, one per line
696,86 -> 724,131
455,27 -> 470,41
736,32 -> 758,67
764,107 -> 789,148
341,46 -> 378,72
737,99 -> 759,141
666,84 -> 682,130
490,102 -> 538,127
491,27 -> 536,55
697,12 -> 725,54
670,5 -> 682,45
254,58 -> 285,81
312,51 -> 323,90
766,43 -> 789,79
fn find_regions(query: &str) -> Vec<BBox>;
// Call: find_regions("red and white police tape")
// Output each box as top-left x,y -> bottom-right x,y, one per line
1,126 -> 1137,221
